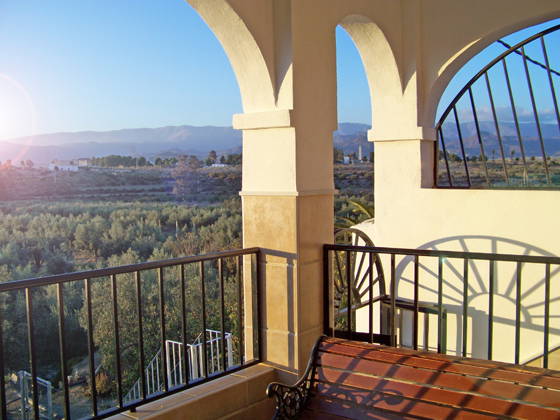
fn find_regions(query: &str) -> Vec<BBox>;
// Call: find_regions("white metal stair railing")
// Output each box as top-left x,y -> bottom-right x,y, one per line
124,329 -> 234,404
17,370 -> 53,420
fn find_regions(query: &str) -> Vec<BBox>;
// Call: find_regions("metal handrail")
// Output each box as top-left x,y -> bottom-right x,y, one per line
435,24 -> 560,188
326,243 -> 560,264
0,247 -> 262,420
0,247 -> 260,292
324,243 -> 559,366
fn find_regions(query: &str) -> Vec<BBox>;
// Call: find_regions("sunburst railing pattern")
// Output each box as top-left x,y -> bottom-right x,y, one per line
324,243 -> 560,367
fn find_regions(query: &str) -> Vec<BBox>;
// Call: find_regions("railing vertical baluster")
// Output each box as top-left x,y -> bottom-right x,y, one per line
468,87 -> 490,185
210,331 -> 215,372
390,254 -> 396,347
150,360 -> 155,394
135,271 -> 146,400
437,257 -> 444,354
369,253 -> 374,344
502,58 -> 529,184
521,46 -> 551,184
237,255 -> 244,366
323,247 -> 332,336
488,261 -> 495,360
540,36 -> 560,132
462,259 -> 469,357
25,288 -> 40,420
111,274 -> 123,408
0,300 -> 6,420
515,262 -> 522,365
219,259 -> 227,372
200,261 -> 209,378
346,251 -> 352,335
544,263 -> 551,368
413,255 -> 419,351
84,278 -> 98,416
158,267 -> 168,391
485,72 -> 510,184
181,264 -> 189,385
156,354 -> 160,390
57,283 -> 71,420
256,249 -> 263,363
453,106 -> 471,187
437,127 -> 453,186
172,343 -> 177,385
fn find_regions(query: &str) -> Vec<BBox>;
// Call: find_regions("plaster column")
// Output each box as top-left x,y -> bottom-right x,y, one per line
234,110 -> 335,378
369,129 -> 436,241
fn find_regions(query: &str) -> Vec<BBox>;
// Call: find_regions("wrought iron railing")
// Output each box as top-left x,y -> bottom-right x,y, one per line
436,24 -> 560,188
324,244 -> 560,367
0,248 -> 261,420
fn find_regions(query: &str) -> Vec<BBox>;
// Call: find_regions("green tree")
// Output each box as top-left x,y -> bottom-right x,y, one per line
207,150 -> 217,165
172,156 -> 201,197
335,199 -> 375,228
333,148 -> 344,163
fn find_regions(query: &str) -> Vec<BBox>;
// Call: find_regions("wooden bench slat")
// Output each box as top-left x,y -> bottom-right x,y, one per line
318,351 -> 560,408
300,408 -> 356,420
311,379 -> 501,420
317,366 -> 560,420
268,337 -> 560,420
324,338 -> 560,379
305,395 -> 423,420
321,341 -> 560,391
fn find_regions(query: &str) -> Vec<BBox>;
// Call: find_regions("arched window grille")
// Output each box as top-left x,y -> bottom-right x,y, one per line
436,24 -> 560,188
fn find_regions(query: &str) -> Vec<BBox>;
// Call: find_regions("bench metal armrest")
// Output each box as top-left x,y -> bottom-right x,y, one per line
266,336 -> 324,420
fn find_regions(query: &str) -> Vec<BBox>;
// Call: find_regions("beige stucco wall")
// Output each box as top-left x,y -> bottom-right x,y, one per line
354,139 -> 560,365
184,0 -> 560,376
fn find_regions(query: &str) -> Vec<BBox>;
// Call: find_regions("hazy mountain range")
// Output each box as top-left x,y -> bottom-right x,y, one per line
0,126 -> 243,165
1,120 -> 558,166
0,123 -> 373,165
440,121 -> 560,157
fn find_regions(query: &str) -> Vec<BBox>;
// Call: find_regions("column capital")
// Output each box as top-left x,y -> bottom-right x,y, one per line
233,109 -> 293,130
239,188 -> 336,197
368,127 -> 437,143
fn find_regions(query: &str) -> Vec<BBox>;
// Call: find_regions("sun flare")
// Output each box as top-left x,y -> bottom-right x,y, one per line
0,73 -> 37,163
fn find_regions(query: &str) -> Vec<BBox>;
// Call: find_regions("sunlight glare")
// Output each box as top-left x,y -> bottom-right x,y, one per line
0,74 -> 37,162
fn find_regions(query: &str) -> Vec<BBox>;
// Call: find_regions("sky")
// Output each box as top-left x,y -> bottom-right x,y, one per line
0,1 -> 558,140
0,0 -> 241,140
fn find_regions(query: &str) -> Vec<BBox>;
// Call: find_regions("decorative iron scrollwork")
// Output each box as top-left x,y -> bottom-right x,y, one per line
266,337 -> 323,419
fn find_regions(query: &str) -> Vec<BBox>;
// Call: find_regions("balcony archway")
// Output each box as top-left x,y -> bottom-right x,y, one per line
434,20 -> 560,188
338,15 -> 402,140
425,11 -> 560,129
185,0 -> 277,113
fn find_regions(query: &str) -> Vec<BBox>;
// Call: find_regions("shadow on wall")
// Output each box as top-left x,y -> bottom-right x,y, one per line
391,235 -> 560,364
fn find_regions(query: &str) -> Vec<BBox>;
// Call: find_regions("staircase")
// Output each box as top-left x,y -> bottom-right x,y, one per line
14,371 -> 53,420
124,330 -> 234,404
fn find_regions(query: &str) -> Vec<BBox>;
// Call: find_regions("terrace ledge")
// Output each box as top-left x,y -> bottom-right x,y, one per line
109,364 -> 276,420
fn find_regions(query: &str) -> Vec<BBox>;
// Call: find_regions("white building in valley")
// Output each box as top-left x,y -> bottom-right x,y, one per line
48,160 -> 79,172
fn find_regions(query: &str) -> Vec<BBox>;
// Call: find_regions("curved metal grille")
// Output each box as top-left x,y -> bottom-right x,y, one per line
435,24 -> 560,188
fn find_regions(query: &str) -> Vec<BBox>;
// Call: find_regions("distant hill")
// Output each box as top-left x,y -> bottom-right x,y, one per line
440,121 -> 560,157
0,123 -> 373,165
0,125 -> 243,165
334,123 -> 371,155
2,121 -> 557,166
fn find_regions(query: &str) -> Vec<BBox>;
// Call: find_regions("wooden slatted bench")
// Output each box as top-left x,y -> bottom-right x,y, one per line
266,336 -> 560,420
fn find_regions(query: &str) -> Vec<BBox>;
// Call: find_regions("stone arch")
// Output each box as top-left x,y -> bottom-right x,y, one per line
338,15 -> 402,134
185,0 -> 276,112
425,11 -> 560,127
